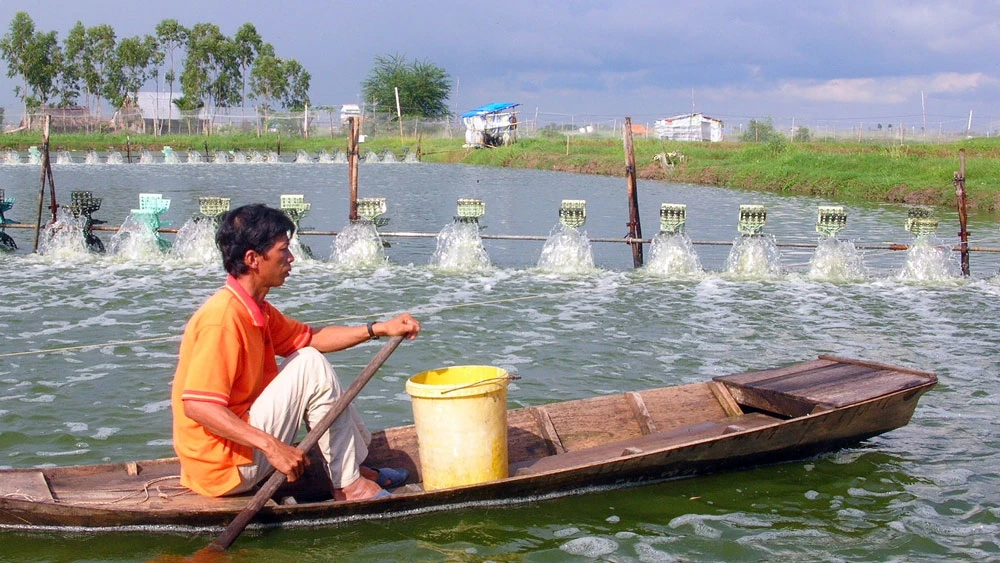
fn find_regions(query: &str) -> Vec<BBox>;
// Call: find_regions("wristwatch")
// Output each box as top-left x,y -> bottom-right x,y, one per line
366,321 -> 379,340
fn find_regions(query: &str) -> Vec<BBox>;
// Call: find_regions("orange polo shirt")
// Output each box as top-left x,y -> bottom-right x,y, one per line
171,275 -> 312,496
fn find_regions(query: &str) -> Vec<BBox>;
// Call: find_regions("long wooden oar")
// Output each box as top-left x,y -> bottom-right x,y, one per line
200,335 -> 405,554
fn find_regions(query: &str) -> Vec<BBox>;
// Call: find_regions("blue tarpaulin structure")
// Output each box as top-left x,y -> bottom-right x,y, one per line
462,102 -> 520,147
460,102 -> 520,118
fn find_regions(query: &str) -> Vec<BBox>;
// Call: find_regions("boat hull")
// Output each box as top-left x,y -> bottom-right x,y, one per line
0,356 -> 935,530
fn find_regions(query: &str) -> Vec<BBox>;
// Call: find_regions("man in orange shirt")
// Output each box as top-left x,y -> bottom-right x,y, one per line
171,204 -> 420,500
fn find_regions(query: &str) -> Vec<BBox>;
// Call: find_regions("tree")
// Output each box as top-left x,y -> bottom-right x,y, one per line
57,22 -> 86,108
793,126 -> 812,142
0,12 -> 61,121
233,22 -> 262,113
740,117 -> 781,143
182,22 -> 240,132
155,19 -> 188,129
283,58 -> 310,110
250,44 -> 310,115
106,34 -> 159,130
82,24 -> 117,122
361,53 -> 451,120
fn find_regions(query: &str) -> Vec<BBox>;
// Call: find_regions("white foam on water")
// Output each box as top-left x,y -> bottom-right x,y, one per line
170,218 -> 219,264
331,222 -> 387,268
645,233 -> 703,277
135,400 -> 171,414
807,236 -> 866,281
537,224 -> 596,274
635,540 -> 680,562
90,427 -> 120,440
109,214 -> 165,261
559,536 -> 619,557
35,207 -> 101,259
430,222 -> 491,271
724,234 -> 783,278
898,237 -> 957,282
553,526 -> 580,538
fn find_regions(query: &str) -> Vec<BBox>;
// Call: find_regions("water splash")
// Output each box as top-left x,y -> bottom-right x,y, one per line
109,214 -> 166,260
106,150 -> 123,165
807,237 -> 866,281
231,151 -> 247,164
430,222 -> 490,271
85,150 -> 101,165
317,150 -> 334,163
725,235 -> 782,278
170,218 -> 218,264
3,148 -> 20,164
289,234 -> 313,262
56,151 -> 74,165
38,210 -> 91,259
213,151 -> 228,163
363,150 -> 380,163
294,150 -> 312,163
331,222 -> 386,268
899,237 -> 956,282
404,150 -> 419,163
537,224 -> 596,274
186,151 -> 203,164
645,233 -> 703,278
139,150 -> 154,164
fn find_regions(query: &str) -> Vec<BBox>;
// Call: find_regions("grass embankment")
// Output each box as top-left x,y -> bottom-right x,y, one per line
2,131 -> 998,213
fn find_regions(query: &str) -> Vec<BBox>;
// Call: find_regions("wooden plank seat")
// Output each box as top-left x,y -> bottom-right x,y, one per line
512,412 -> 780,476
715,356 -> 936,417
0,471 -> 54,502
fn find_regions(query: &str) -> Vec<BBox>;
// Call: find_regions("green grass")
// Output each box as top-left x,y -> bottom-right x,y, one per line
2,131 -> 997,213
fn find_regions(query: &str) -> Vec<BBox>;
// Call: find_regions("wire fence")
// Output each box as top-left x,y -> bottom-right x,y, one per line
3,106 -> 996,144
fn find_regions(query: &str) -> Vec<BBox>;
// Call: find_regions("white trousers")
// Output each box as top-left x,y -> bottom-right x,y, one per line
229,347 -> 370,493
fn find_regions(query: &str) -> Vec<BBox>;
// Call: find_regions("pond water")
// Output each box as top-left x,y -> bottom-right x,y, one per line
0,159 -> 998,561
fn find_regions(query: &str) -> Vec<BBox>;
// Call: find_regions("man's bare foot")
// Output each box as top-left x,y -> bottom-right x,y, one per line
332,475 -> 384,501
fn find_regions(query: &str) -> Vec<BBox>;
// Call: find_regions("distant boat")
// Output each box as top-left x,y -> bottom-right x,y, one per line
0,355 -> 935,531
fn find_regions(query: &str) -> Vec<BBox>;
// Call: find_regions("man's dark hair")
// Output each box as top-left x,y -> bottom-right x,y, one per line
216,204 -> 296,276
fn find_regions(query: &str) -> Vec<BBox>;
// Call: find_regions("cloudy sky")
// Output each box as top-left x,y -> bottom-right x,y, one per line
1,0 -> 996,133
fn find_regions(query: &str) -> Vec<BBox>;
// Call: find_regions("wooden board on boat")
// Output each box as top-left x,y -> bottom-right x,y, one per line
0,356 -> 936,530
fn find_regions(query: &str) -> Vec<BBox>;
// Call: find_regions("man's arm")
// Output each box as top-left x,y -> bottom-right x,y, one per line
183,400 -> 308,482
308,312 -> 420,353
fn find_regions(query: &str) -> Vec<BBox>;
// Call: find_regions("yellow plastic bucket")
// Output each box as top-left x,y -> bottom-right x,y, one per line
405,365 -> 510,490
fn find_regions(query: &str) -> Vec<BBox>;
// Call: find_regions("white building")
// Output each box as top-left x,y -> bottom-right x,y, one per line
654,113 -> 724,142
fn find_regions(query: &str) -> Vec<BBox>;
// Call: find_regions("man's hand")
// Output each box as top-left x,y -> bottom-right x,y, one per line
375,313 -> 421,340
184,400 -> 307,481
260,435 -> 308,482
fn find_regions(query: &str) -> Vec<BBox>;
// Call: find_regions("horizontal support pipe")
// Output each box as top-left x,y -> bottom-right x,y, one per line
3,223 -> 1000,253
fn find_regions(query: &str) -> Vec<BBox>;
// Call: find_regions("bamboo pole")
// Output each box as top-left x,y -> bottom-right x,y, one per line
348,116 -> 360,223
32,116 -> 51,253
622,117 -> 643,267
954,149 -> 970,276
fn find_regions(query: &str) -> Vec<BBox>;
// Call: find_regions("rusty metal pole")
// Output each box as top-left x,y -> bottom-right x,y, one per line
954,149 -> 970,276
623,117 -> 643,267
348,116 -> 360,223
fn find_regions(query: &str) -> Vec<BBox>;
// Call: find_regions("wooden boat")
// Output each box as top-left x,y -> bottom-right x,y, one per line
0,355 -> 936,531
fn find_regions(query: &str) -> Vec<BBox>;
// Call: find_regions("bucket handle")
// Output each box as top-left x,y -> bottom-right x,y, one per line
439,374 -> 520,395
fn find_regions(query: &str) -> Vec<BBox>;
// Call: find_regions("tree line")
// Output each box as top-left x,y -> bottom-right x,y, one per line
0,12 -> 310,132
